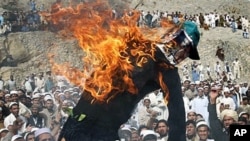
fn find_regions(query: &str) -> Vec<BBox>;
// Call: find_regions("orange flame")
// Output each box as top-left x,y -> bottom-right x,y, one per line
47,0 -> 178,102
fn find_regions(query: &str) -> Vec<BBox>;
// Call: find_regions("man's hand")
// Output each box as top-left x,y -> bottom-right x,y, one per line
150,110 -> 159,119
209,87 -> 219,104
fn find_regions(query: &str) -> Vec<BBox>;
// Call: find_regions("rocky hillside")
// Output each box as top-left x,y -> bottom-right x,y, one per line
0,0 -> 250,85
1,0 -> 250,15
129,0 -> 250,16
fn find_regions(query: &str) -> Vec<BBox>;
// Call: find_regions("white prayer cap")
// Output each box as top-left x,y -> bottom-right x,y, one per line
32,94 -> 40,99
11,134 -> 23,141
31,127 -> 39,133
10,90 -> 18,95
24,132 -> 30,140
190,82 -> 195,85
140,130 -> 157,140
210,85 -> 220,91
5,94 -> 10,97
183,79 -> 191,82
239,112 -> 249,117
40,93 -> 45,96
58,93 -> 64,97
204,85 -> 209,88
34,128 -> 51,137
43,92 -> 52,96
210,82 -> 214,86
121,124 -> 131,132
71,92 -> 79,96
223,87 -> 230,93
68,88 -> 74,91
63,89 -> 69,93
44,95 -> 53,101
195,81 -> 200,85
143,96 -> 150,100
53,90 -> 61,94
196,121 -> 209,129
197,87 -> 203,91
187,109 -> 196,114
0,128 -> 8,133
9,102 -> 18,108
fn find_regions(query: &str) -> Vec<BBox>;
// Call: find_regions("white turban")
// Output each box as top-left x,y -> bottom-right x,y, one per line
220,109 -> 238,122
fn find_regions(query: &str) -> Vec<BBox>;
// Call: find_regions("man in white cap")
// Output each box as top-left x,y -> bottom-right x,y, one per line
2,118 -> 22,141
40,95 -> 59,128
4,102 -> 27,133
196,120 -> 214,141
185,82 -> 198,101
232,84 -> 242,109
140,130 -> 157,141
220,87 -> 236,110
10,91 -> 19,103
186,110 -> 197,121
147,89 -> 169,121
34,128 -> 54,141
11,134 -> 24,141
0,128 -> 8,140
191,87 -> 209,123
4,93 -> 11,106
137,97 -> 153,126
9,90 -> 31,117
182,79 -> 191,90
118,124 -> 132,141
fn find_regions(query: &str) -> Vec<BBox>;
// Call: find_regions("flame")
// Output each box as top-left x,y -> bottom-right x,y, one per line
46,0 -> 178,102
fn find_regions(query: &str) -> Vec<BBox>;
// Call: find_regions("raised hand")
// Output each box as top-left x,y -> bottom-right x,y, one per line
209,87 -> 219,104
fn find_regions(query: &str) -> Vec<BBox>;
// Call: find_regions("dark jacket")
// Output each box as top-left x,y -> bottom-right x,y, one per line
27,114 -> 45,128
208,104 -> 229,141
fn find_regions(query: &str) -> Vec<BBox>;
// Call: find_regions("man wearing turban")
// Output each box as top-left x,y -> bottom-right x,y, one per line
208,87 -> 238,141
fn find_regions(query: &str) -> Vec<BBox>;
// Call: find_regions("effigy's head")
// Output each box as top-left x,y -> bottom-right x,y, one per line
158,21 -> 200,65
183,21 -> 200,60
45,0 -> 200,102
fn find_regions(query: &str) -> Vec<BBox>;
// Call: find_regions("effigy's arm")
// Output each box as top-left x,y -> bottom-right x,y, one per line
158,67 -> 186,141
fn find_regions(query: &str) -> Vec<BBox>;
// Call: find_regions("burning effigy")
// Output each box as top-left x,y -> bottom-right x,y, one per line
45,0 -> 200,141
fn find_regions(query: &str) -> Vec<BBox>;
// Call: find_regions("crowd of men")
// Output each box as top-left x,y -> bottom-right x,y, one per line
0,68 -> 249,141
0,71 -> 82,141
0,2 -> 249,141
182,58 -> 242,84
0,4 -> 249,37
135,10 -> 249,38
122,71 -> 250,141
